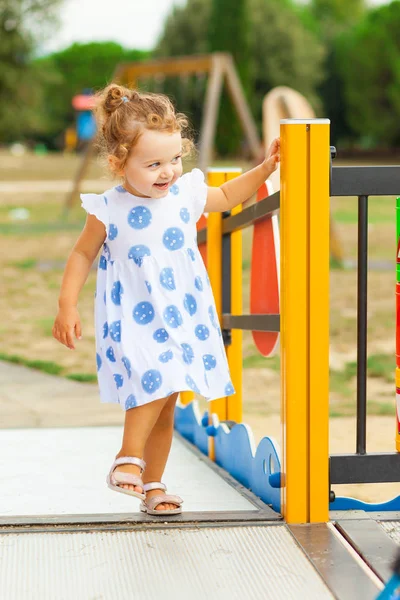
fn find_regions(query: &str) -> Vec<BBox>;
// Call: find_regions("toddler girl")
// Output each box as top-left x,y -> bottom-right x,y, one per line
53,84 -> 280,515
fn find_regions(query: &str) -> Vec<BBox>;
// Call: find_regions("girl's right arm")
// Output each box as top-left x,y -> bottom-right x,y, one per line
53,215 -> 106,350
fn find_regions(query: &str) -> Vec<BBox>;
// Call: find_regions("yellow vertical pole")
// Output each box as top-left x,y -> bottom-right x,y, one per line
309,122 -> 330,523
225,170 -> 243,424
180,391 -> 194,405
280,119 -> 330,524
280,120 -> 309,524
207,169 -> 226,460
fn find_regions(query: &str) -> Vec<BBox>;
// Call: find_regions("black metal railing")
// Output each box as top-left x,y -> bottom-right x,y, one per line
330,164 -> 400,486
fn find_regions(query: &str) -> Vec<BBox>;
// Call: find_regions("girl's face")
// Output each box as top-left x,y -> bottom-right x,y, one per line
122,129 -> 183,198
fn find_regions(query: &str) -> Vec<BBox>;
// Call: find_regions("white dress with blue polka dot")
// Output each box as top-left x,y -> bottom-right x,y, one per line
81,169 -> 235,410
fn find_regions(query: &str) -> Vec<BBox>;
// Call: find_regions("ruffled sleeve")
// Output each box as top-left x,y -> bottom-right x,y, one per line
189,168 -> 208,222
80,193 -> 109,235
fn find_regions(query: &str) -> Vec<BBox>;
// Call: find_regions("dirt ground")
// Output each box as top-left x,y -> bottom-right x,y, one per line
1,150 -> 399,505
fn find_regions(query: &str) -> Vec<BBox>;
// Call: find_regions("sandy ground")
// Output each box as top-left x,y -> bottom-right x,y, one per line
1,360 -> 398,506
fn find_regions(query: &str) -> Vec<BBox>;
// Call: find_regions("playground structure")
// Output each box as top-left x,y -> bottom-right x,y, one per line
2,119 -> 400,599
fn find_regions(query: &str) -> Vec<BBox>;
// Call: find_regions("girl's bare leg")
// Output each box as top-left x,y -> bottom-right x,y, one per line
114,395 -> 171,494
143,392 -> 179,510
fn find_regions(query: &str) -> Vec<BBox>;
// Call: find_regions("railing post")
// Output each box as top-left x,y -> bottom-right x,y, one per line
225,170 -> 243,424
280,119 -> 330,523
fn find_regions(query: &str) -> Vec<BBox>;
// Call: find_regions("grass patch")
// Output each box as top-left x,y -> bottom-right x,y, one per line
66,373 -> 97,383
36,317 -> 55,337
367,353 -> 394,382
0,352 -> 63,375
11,258 -> 37,269
243,353 -> 280,370
0,352 -> 99,382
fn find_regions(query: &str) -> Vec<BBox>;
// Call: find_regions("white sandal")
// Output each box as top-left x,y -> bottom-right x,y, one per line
106,456 -> 146,500
140,482 -> 183,515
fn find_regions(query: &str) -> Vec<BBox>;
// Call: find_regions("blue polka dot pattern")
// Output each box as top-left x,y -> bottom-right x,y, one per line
180,207 -> 190,223
103,291 -> 106,305
225,382 -> 234,395
115,185 -> 127,193
104,196 -> 108,205
106,346 -> 116,362
170,184 -> 179,195
99,256 -> 107,270
163,305 -> 183,328
111,281 -> 124,305
195,276 -> 203,291
109,224 -> 118,240
114,374 -> 123,389
96,353 -> 102,371
203,354 -> 217,371
183,293 -> 197,316
195,324 -> 210,341
208,306 -> 218,329
141,369 -> 162,394
181,343 -> 194,365
187,248 -> 195,262
185,374 -> 200,394
128,245 -> 151,267
103,322 -> 108,339
133,302 -> 155,325
122,356 -> 132,378
109,320 -> 121,342
128,206 -> 152,229
125,394 -> 137,409
163,227 -> 184,251
145,281 -> 152,294
103,244 -> 111,261
159,349 -> 173,363
153,328 -> 169,343
160,267 -> 176,291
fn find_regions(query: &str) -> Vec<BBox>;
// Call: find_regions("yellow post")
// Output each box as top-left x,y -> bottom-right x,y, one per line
207,169 -> 225,460
225,170 -> 243,424
309,122 -> 330,523
280,119 -> 330,524
179,391 -> 194,405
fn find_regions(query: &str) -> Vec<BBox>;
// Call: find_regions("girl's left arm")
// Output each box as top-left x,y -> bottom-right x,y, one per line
204,138 -> 280,213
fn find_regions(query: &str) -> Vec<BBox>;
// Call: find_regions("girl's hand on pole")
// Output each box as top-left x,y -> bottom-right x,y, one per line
52,307 -> 82,350
263,137 -> 280,175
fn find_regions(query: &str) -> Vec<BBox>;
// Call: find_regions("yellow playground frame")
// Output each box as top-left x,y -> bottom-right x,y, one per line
182,120 -> 331,524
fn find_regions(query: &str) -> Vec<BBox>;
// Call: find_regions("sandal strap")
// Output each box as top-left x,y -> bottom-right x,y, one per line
143,482 -> 166,492
111,471 -> 144,487
111,456 -> 146,473
145,495 -> 183,511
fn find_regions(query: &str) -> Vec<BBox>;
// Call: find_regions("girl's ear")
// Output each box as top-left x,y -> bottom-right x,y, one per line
108,155 -> 124,177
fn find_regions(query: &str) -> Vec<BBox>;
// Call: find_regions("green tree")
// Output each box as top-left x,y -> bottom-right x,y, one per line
0,0 -> 62,142
208,0 -> 251,155
301,0 -> 367,144
337,1 -> 400,146
34,42 -> 151,146
155,0 -> 325,157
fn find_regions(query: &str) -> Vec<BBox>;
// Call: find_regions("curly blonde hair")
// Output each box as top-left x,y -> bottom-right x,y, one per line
94,84 -> 194,176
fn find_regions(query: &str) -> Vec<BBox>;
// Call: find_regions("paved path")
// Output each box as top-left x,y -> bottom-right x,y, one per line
0,360 -> 124,428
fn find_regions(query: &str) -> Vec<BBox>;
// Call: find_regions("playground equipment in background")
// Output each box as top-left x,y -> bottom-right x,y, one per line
262,86 -> 344,267
64,53 -> 262,214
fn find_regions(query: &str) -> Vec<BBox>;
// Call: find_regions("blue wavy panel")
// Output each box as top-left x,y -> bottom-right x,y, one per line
174,400 -> 209,456
330,495 -> 400,512
174,400 -> 282,513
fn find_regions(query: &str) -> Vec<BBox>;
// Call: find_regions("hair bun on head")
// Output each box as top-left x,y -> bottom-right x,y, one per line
103,85 -> 129,114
